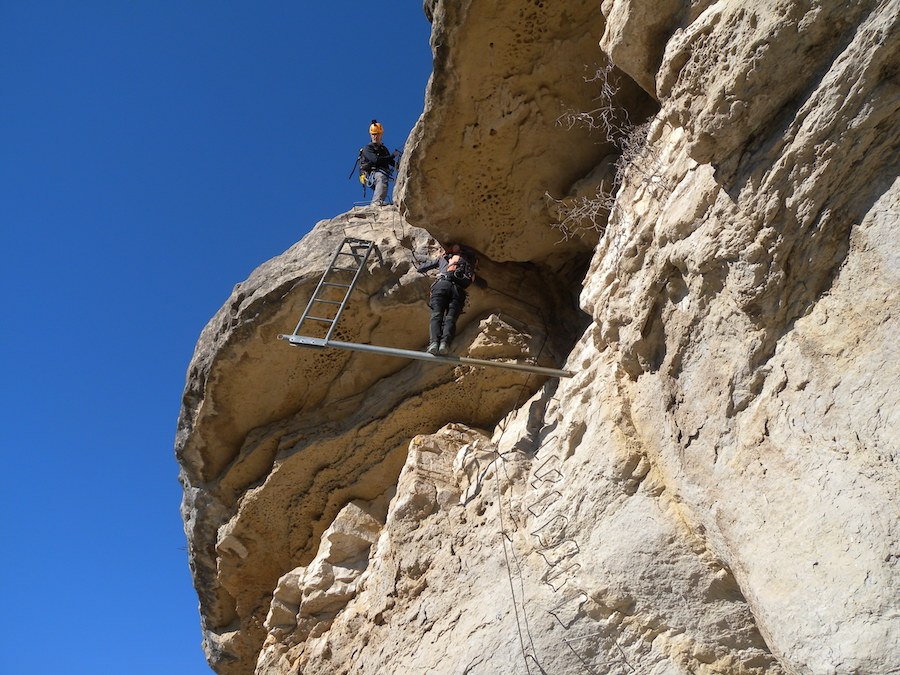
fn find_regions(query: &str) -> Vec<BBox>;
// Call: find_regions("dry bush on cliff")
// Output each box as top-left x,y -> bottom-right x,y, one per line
548,63 -> 663,241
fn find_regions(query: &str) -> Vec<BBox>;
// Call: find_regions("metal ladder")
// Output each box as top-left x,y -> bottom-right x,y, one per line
285,237 -> 375,346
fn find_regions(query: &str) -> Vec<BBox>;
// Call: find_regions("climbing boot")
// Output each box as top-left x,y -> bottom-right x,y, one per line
427,342 -> 440,355
438,341 -> 450,355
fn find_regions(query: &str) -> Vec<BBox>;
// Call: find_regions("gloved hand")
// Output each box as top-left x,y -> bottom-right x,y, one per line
359,173 -> 367,185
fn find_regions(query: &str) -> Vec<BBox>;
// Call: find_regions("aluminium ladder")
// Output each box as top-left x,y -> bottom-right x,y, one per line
279,237 -> 573,378
285,236 -> 375,345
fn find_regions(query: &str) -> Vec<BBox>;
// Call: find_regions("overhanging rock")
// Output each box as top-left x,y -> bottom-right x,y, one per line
175,205 -> 586,675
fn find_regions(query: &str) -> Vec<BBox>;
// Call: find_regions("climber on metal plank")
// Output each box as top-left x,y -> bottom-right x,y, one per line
416,243 -> 487,355
354,119 -> 401,206
278,238 -> 573,378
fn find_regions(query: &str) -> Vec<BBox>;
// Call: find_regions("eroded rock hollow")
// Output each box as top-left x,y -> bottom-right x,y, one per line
177,1 -> 899,673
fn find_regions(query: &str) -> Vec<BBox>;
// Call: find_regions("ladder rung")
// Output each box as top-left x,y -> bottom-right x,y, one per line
322,282 -> 351,288
328,266 -> 360,272
305,316 -> 335,323
337,251 -> 364,256
312,298 -> 342,305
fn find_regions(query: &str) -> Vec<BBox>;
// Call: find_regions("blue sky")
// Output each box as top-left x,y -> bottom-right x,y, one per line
0,3 -> 432,673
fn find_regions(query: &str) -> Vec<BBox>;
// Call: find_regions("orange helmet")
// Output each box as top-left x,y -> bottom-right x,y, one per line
369,120 -> 384,135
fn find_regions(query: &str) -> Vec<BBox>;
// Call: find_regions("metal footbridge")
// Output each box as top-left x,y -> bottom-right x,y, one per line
278,237 -> 573,379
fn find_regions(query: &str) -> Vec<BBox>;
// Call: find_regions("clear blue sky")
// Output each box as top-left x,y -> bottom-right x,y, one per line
0,3 -> 432,673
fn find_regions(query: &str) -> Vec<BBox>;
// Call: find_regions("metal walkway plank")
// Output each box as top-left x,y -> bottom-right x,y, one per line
278,334 -> 573,378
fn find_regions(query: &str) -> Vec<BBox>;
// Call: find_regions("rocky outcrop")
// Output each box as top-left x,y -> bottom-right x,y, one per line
395,0 -> 656,265
177,207 -> 585,675
255,418 -> 782,674
177,0 -> 899,673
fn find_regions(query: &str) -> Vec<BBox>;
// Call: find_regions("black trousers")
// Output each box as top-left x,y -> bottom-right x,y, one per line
429,278 -> 465,344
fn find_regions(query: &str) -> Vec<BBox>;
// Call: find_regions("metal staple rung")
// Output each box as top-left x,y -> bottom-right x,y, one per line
321,282 -> 352,288
305,316 -> 335,323
312,299 -> 342,305
328,266 -> 361,272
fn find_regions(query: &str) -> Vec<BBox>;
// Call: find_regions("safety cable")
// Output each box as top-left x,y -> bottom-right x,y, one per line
494,459 -> 533,675
488,326 -> 553,674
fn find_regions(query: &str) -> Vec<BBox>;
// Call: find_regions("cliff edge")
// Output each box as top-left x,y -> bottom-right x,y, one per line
177,1 -> 899,673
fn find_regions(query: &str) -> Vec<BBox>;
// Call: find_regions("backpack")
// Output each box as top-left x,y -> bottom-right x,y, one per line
447,252 -> 476,288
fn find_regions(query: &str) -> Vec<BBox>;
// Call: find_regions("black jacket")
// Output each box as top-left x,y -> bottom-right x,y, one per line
418,251 -> 487,289
359,142 -> 395,175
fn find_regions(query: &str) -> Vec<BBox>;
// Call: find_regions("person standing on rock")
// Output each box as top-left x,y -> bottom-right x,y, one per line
357,119 -> 400,206
417,243 -> 485,355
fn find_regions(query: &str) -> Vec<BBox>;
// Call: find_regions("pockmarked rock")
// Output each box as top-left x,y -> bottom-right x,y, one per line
396,0 -> 656,265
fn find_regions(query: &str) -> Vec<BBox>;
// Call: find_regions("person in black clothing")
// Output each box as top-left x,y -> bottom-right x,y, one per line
358,120 -> 399,206
417,243 -> 485,355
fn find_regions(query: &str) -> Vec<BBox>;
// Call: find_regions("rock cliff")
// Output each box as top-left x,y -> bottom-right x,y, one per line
177,1 -> 899,673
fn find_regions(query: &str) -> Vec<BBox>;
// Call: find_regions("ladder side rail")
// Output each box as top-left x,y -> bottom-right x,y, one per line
310,250 -> 370,338
291,238 -> 358,337
323,241 -> 375,342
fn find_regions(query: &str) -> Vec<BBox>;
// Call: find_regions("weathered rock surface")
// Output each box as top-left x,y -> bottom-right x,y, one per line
256,419 -> 781,674
178,0 -> 900,673
396,0 -> 656,265
177,206 -> 585,675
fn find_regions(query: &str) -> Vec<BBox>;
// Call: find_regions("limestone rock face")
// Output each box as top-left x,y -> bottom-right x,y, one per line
176,206 -> 584,675
256,420 -> 781,674
599,0 -> 684,97
395,0 -> 656,265
178,0 -> 900,673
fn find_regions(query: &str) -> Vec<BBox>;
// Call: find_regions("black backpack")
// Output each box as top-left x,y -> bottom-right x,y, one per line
448,252 -> 476,288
